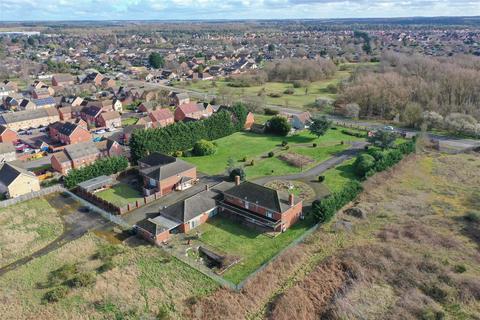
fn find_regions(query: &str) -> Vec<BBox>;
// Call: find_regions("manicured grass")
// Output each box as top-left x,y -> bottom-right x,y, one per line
245,143 -> 348,179
322,158 -> 360,193
183,129 -> 364,176
196,215 -> 316,284
96,183 -> 143,207
121,117 -> 138,126
253,113 -> 273,124
0,197 -> 64,268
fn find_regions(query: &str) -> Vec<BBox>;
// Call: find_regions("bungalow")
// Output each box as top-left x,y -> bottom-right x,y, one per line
51,141 -> 101,175
138,152 -> 197,196
0,143 -> 16,163
52,74 -> 75,87
97,111 -> 121,129
290,112 -> 312,130
0,162 -> 40,198
0,125 -> 18,143
49,122 -> 92,145
149,108 -> 174,128
174,102 -> 212,122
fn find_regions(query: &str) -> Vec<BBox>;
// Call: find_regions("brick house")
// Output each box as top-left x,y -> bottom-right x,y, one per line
52,74 -> 75,87
97,111 -> 121,129
0,107 -> 60,131
95,139 -> 124,157
169,92 -> 190,107
148,108 -> 174,128
50,141 -> 100,175
58,106 -> 72,121
49,122 -> 92,145
0,125 -> 18,143
80,105 -> 102,127
221,179 -> 303,232
138,153 -> 197,196
174,102 -> 212,121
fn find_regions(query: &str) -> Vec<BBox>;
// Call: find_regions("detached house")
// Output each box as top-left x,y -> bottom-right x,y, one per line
138,153 -> 197,196
290,112 -> 312,130
52,74 -> 75,87
174,102 -> 212,121
0,162 -> 40,198
97,111 -> 121,129
49,122 -> 92,145
149,108 -> 174,128
170,92 -> 190,107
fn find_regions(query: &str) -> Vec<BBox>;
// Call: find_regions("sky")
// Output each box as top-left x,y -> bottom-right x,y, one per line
0,0 -> 479,21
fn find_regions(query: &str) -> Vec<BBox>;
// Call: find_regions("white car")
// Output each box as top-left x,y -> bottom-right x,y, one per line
95,129 -> 106,134
383,126 -> 395,131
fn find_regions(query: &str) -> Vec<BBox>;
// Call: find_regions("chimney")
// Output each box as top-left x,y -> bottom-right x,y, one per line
205,184 -> 209,191
235,175 -> 241,186
289,194 -> 294,207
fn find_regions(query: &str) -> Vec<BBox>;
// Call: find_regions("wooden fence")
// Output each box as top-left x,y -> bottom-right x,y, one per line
0,185 -> 64,208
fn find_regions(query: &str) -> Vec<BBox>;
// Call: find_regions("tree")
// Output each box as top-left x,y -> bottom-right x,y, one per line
422,111 -> 443,130
268,44 -> 275,52
266,116 -> 291,136
148,52 -> 164,69
309,115 -> 332,138
353,154 -> 376,177
402,102 -> 423,128
367,130 -> 397,149
345,103 -> 360,119
192,139 -> 217,156
229,167 -> 246,182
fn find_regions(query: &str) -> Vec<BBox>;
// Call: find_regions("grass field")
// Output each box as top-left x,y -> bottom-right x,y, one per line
0,233 -> 217,319
195,215 -> 316,284
182,129 -> 364,176
0,198 -> 63,268
96,183 -> 143,207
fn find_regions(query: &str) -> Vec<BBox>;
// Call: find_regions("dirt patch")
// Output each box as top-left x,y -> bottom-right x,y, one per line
278,152 -> 314,168
265,180 -> 315,201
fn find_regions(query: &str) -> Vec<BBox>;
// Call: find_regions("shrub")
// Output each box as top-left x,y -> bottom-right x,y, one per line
264,108 -> 279,115
313,143 -> 317,147
283,88 -> 295,95
353,154 -> 376,178
193,139 -> 217,156
268,92 -> 283,98
285,145 -> 290,150
50,263 -> 78,284
268,151 -> 274,158
453,264 -> 467,273
68,272 -> 96,288
44,286 -> 68,303
367,129 -> 397,149
242,156 -> 247,162
464,211 -> 480,223
266,116 -> 291,136
318,175 -> 325,182
292,80 -> 310,88
313,180 -> 363,223
281,140 -> 288,146
309,115 -> 332,138
96,244 -> 124,260
229,168 -> 246,181
250,159 -> 255,166
174,150 -> 183,157
98,260 -> 115,273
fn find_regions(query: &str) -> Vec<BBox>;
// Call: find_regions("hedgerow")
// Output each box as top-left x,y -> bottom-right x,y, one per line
64,156 -> 129,189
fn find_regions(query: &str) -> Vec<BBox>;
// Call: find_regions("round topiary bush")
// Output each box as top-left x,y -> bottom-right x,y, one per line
268,151 -> 274,158
174,150 -> 183,157
281,140 -> 288,146
283,88 -> 295,95
318,175 -> 325,182
313,143 -> 317,147
229,168 -> 246,181
192,139 -> 217,156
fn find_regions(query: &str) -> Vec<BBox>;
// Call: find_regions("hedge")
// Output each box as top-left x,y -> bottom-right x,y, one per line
130,104 -> 247,162
313,180 -> 363,223
64,156 -> 129,189
341,129 -> 366,138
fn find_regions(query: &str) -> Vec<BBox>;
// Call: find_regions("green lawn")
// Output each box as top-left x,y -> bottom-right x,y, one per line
195,215 -> 316,284
121,117 -> 138,126
183,129 -> 364,176
96,183 -> 143,207
322,158 -> 360,193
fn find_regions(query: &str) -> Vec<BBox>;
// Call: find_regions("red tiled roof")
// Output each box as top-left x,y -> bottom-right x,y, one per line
149,108 -> 174,122
177,102 -> 204,115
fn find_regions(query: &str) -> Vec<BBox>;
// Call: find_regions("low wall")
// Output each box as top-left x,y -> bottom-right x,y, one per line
0,185 -> 65,208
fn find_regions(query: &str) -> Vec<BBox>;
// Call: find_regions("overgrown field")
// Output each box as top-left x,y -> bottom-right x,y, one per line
0,234 -> 217,319
185,152 -> 480,320
0,198 -> 63,268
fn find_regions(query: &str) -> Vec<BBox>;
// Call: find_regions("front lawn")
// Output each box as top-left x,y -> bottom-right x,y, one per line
195,215 -> 316,284
182,129 -> 364,176
121,117 -> 138,126
322,158 -> 359,193
96,183 -> 143,207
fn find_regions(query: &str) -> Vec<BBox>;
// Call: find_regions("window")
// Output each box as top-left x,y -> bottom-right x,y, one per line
266,211 -> 273,219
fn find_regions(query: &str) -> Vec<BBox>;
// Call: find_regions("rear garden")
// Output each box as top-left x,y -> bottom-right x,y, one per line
95,183 -> 144,208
